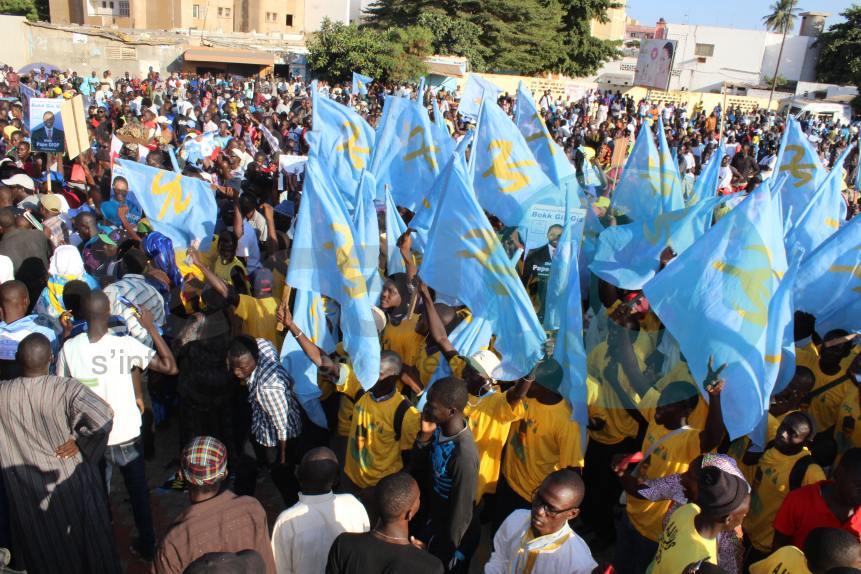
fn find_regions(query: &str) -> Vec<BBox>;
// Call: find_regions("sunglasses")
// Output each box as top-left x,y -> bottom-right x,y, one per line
531,490 -> 577,517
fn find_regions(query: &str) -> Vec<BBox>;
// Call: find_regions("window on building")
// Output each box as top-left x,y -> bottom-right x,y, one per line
192,4 -> 200,18
108,0 -> 114,7
101,1 -> 107,7
694,43 -> 715,57
118,0 -> 129,15
225,7 -> 231,16
286,14 -> 293,27
218,7 -> 223,16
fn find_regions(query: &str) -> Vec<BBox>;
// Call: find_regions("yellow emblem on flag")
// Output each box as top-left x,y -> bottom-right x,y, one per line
712,245 -> 783,327
323,223 -> 367,300
336,121 -> 370,170
151,171 -> 190,219
779,145 -> 817,188
481,140 -> 537,194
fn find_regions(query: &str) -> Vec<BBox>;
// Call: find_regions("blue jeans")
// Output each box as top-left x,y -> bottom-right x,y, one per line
103,438 -> 155,555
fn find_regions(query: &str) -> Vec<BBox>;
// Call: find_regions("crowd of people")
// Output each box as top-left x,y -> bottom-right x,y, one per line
0,62 -> 858,574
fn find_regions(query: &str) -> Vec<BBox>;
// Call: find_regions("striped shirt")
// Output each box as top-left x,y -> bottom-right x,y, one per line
103,273 -> 165,346
0,314 -> 60,370
247,338 -> 302,446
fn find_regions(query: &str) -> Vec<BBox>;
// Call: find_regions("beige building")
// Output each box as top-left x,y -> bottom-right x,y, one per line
590,0 -> 626,42
48,0 -> 346,34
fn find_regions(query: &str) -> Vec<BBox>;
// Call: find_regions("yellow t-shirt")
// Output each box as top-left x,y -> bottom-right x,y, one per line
381,314 -> 423,366
649,503 -> 717,574
411,345 -> 468,390
797,343 -> 858,431
749,545 -> 811,574
502,396 -> 585,501
628,423 -> 703,541
744,447 -> 825,552
234,294 -> 279,344
333,364 -> 364,438
727,413 -> 784,485
465,391 -> 525,502
343,389 -> 421,489
586,336 -> 652,446
639,360 -> 708,430
835,382 -> 861,460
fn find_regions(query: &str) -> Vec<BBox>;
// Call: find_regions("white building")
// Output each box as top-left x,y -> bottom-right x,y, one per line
595,12 -> 828,94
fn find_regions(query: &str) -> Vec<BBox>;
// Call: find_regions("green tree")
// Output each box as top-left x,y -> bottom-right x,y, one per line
815,5 -> 861,102
382,25 -> 433,82
555,0 -> 622,76
307,18 -> 430,83
363,0 -> 620,76
0,0 -> 48,21
416,11 -> 488,71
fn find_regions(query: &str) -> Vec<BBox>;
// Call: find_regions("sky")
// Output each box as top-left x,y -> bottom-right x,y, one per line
626,0 -> 853,32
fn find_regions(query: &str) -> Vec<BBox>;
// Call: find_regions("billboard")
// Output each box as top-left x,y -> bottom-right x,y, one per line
634,39 -> 677,91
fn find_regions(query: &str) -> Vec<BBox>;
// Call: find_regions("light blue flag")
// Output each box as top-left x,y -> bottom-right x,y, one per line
643,185 -> 788,440
514,82 -> 577,187
287,157 -> 382,389
473,95 -> 553,226
409,131 -> 475,252
686,146 -> 725,206
795,213 -> 861,335
311,86 -> 376,214
417,315 -> 493,409
420,150 -> 546,380
610,121 -> 667,222
768,250 -> 802,397
458,74 -> 502,120
352,72 -> 373,96
656,117 -> 685,207
114,159 -> 216,249
549,218 -> 589,452
431,96 -> 456,161
785,144 -> 851,259
775,117 -> 827,233
280,289 -> 336,429
384,186 -> 408,275
370,95 -> 440,210
352,169 -> 383,303
590,196 -> 723,290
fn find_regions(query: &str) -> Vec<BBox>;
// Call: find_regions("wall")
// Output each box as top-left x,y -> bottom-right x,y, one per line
304,0 -> 349,33
23,23 -> 188,77
665,24 -> 766,92
590,0 -> 626,42
761,33 -> 817,82
0,16 -> 29,69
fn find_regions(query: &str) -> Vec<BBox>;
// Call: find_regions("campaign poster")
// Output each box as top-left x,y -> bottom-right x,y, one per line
522,205 -> 586,256
634,39 -> 678,91
29,97 -> 66,154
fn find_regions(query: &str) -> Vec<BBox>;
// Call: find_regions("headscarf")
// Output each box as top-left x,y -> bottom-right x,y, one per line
142,231 -> 182,287
35,245 -> 99,317
384,272 -> 413,326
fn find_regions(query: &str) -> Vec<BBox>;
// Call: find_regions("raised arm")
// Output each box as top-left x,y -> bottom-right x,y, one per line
417,279 -> 456,359
189,247 -> 231,300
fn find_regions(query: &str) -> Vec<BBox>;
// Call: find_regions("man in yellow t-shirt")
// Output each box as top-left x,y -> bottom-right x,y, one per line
494,359 -> 585,533
795,333 -> 858,432
744,412 -> 826,560
648,467 -> 750,574
461,350 -> 531,504
619,373 -> 727,574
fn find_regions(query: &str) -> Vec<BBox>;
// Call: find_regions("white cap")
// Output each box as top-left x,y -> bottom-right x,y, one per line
2,174 -> 35,191
468,350 -> 501,380
156,116 -> 169,124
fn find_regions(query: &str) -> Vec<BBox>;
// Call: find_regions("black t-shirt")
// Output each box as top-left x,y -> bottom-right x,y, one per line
326,532 -> 444,574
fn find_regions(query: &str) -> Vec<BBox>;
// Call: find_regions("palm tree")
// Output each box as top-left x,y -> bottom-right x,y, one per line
764,0 -> 802,109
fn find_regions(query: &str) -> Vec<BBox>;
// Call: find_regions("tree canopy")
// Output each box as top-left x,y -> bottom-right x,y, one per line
362,0 -> 620,76
0,0 -> 49,21
815,4 -> 861,103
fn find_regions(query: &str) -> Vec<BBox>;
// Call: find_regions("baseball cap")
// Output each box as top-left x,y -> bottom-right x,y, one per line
252,268 -> 274,297
156,116 -> 169,124
98,229 -> 122,246
181,436 -> 228,486
593,196 -> 611,210
39,193 -> 62,213
2,173 -> 35,191
467,350 -> 501,380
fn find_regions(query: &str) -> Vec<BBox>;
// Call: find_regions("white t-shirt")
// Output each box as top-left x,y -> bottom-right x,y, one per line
57,332 -> 155,445
237,220 -> 261,272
